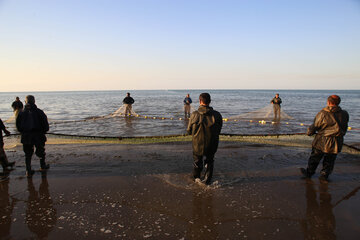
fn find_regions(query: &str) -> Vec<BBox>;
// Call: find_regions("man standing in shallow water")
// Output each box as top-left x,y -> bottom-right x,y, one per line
11,96 -> 23,119
122,92 -> 135,116
187,93 -> 223,185
183,94 -> 192,118
300,95 -> 349,182
270,93 -> 282,122
16,95 -> 50,177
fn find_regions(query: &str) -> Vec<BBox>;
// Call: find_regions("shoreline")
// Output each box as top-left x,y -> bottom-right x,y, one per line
1,141 -> 360,239
4,133 -> 360,155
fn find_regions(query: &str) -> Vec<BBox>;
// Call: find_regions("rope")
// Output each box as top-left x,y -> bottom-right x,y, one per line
48,113 -> 359,133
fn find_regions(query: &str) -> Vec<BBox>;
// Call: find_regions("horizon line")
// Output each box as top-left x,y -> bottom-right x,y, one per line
1,88 -> 359,93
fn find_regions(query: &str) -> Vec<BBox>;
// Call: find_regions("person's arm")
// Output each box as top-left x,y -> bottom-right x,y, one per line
187,113 -> 195,134
130,97 -> 134,104
16,113 -> 22,132
279,98 -> 282,105
0,119 -> 10,136
270,98 -> 274,104
39,110 -> 49,133
189,98 -> 192,104
341,111 -> 350,136
307,112 -> 323,136
0,119 -> 5,131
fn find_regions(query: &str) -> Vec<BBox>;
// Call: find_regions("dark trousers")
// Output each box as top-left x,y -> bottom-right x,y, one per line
23,143 -> 46,171
306,148 -> 337,177
193,154 -> 214,184
0,145 -> 9,169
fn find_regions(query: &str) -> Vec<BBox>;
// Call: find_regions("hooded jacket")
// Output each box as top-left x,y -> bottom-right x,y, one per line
16,103 -> 49,145
307,106 -> 349,154
187,105 -> 223,156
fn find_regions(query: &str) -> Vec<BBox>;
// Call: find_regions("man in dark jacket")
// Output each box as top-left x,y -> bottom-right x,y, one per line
300,95 -> 349,181
187,93 -> 223,184
270,93 -> 282,122
122,92 -> 135,116
11,96 -> 23,118
0,119 -> 15,172
16,95 -> 50,177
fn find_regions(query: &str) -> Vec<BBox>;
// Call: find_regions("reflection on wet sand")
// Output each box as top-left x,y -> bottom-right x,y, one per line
124,116 -> 134,135
186,191 -> 219,240
301,181 -> 336,240
26,173 -> 57,239
0,178 -> 15,239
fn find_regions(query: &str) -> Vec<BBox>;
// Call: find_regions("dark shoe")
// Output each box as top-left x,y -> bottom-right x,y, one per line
202,178 -> 211,185
6,162 -> 15,169
300,168 -> 311,179
40,164 -> 50,171
26,170 -> 35,178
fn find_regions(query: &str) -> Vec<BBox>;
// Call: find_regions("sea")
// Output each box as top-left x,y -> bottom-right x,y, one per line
0,90 -> 359,144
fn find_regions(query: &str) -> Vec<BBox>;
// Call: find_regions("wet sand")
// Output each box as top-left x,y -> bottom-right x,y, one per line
1,142 -> 360,239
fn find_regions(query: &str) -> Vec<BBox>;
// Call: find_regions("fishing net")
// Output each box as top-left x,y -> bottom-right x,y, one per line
2,134 -> 20,149
109,105 -> 137,117
4,115 -> 15,124
229,105 -> 293,121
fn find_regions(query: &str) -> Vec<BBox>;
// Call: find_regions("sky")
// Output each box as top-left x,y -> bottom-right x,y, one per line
0,0 -> 359,91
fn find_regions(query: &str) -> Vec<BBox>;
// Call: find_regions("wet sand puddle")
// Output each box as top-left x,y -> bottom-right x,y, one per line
1,142 -> 360,239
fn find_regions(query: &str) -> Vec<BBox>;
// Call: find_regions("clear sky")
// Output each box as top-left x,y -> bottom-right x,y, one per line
0,0 -> 359,91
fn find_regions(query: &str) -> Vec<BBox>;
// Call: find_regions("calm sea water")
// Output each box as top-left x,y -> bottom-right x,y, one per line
0,90 -> 359,143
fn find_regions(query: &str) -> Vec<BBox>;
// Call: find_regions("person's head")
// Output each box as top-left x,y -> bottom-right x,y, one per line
126,92 -> 130,97
327,95 -> 341,106
16,96 -> 20,101
25,95 -> 35,105
186,94 -> 190,98
199,93 -> 211,106
275,93 -> 279,98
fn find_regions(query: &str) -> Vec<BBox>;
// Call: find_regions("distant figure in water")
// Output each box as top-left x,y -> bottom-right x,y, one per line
300,95 -> 349,182
270,93 -> 282,122
16,95 -> 50,177
122,92 -> 135,116
11,96 -> 23,119
187,93 -> 223,185
0,118 -> 15,172
183,93 -> 192,118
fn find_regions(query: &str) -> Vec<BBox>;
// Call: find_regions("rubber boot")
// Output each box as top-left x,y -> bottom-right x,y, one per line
300,168 -> 311,179
0,149 -> 14,170
193,167 -> 201,179
40,158 -> 50,171
203,163 -> 214,185
26,157 -> 34,177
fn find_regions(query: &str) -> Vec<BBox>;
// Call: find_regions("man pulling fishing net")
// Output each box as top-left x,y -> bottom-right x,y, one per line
270,93 -> 282,122
122,92 -> 135,116
300,95 -> 349,182
187,93 -> 223,185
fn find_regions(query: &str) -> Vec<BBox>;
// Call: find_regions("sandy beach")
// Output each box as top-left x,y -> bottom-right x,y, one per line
1,137 -> 360,239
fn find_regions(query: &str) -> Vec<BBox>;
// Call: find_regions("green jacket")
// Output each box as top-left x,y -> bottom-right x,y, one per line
307,106 -> 349,154
187,105 -> 223,156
